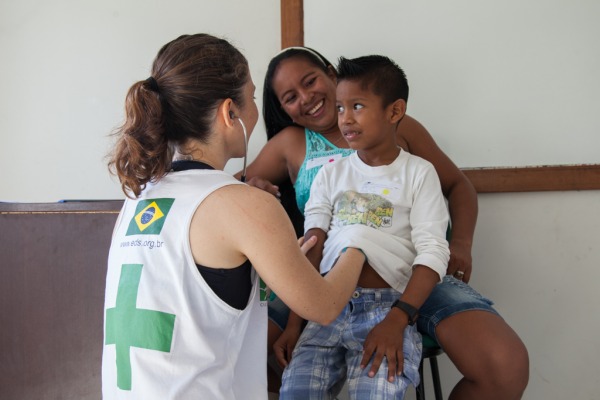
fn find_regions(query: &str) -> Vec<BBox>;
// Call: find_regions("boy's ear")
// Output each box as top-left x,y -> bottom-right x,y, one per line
389,99 -> 407,123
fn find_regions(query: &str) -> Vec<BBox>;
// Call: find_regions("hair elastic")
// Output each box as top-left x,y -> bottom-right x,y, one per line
145,76 -> 160,93
276,46 -> 328,67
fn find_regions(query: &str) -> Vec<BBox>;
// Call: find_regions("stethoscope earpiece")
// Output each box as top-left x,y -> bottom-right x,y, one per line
228,109 -> 248,182
235,117 -> 248,183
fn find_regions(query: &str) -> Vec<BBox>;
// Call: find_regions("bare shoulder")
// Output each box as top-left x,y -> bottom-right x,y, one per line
269,126 -> 306,151
190,183 -> 292,266
201,183 -> 280,213
266,126 -> 306,180
201,183 -> 292,234
274,125 -> 306,141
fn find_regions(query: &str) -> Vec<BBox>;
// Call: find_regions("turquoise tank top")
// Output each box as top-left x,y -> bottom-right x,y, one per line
294,129 -> 355,214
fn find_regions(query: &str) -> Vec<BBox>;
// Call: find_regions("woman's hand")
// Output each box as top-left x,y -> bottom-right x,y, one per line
298,236 -> 317,255
244,176 -> 281,199
447,239 -> 473,283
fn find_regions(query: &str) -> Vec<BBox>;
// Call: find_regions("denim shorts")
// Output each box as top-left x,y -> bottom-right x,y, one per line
270,275 -> 500,345
279,287 -> 421,399
417,275 -> 499,344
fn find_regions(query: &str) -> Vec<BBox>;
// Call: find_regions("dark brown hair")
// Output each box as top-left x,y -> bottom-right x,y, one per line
108,33 -> 249,197
336,55 -> 409,107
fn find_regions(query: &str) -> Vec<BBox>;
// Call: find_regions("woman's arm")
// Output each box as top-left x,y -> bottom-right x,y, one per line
190,184 -> 364,325
273,227 -> 327,368
237,126 -> 306,185
397,115 -> 478,281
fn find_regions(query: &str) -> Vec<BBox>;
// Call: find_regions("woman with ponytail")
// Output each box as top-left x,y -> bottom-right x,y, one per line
102,34 -> 366,399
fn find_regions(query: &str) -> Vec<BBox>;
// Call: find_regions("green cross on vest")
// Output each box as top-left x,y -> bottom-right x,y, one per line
105,264 -> 176,390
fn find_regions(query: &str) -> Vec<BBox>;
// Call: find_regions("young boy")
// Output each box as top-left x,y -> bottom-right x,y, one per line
279,55 -> 450,399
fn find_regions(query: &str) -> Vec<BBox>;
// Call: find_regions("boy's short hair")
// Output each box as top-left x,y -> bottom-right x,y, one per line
336,55 -> 409,107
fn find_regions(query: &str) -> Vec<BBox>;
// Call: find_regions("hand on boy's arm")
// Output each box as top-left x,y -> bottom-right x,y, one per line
304,228 -> 326,269
298,235 -> 318,255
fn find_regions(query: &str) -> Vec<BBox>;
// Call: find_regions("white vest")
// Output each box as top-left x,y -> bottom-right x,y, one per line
102,170 -> 268,399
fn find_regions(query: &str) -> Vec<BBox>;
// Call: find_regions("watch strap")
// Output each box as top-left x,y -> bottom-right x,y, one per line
391,299 -> 418,325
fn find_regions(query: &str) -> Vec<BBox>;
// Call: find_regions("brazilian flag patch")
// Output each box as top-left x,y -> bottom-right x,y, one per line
126,198 -> 175,236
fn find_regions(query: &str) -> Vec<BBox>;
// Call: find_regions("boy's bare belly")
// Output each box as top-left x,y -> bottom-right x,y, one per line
357,262 -> 392,288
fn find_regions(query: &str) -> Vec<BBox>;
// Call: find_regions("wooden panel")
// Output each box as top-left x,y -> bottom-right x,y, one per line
1,200 -> 124,213
0,201 -> 122,400
462,164 -> 600,193
281,0 -> 304,48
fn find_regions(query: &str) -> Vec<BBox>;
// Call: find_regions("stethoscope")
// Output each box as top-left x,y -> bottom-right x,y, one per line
230,111 -> 248,182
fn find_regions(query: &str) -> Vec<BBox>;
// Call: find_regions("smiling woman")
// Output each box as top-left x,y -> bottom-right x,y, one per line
269,52 -> 341,139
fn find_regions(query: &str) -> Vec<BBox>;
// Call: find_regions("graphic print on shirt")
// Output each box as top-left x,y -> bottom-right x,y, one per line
105,264 -> 176,391
336,190 -> 394,228
126,198 -> 175,235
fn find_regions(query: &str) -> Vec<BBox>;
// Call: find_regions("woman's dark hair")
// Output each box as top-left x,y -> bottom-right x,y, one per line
262,47 -> 334,140
108,33 -> 249,198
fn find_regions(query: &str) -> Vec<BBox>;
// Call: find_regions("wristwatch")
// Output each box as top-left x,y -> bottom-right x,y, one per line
391,299 -> 418,325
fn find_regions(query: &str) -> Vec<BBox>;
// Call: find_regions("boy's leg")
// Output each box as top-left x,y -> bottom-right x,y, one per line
344,289 -> 421,399
279,306 -> 350,400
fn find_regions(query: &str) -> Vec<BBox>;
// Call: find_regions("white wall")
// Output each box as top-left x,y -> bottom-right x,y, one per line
304,1 -> 600,399
2,1 -> 599,399
466,191 -> 600,399
306,0 -> 600,169
412,190 -> 600,400
0,0 -> 279,202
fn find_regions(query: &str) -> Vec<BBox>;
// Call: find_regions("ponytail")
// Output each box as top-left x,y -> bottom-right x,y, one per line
107,33 -> 249,198
108,79 -> 171,198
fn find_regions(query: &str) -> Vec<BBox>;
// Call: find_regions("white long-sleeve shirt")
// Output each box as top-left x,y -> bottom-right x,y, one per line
304,150 -> 450,292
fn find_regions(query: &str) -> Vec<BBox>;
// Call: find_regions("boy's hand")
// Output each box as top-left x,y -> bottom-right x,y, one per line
273,326 -> 302,368
360,308 -> 408,382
